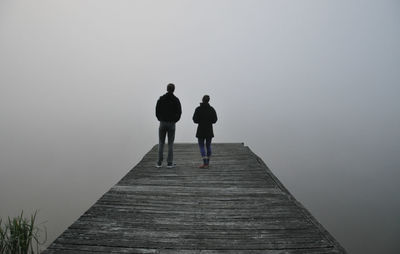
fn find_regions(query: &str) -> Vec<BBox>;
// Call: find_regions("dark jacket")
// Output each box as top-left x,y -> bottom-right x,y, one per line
156,92 -> 182,122
193,103 -> 217,138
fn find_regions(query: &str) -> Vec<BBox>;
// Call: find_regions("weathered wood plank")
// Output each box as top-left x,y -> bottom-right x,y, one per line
42,143 -> 346,253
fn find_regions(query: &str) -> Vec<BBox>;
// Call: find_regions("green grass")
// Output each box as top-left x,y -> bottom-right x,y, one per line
0,211 -> 46,254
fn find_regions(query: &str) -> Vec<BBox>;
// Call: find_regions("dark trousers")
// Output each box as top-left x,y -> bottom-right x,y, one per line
158,121 -> 175,164
198,137 -> 212,158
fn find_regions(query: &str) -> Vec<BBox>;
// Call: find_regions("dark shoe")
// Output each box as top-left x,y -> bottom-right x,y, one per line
155,162 -> 162,168
167,163 -> 176,168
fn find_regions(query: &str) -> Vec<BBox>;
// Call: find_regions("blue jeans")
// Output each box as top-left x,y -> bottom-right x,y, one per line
158,121 -> 175,164
198,137 -> 212,158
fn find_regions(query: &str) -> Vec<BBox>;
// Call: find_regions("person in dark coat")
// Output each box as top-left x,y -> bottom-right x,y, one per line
155,83 -> 182,168
192,95 -> 217,168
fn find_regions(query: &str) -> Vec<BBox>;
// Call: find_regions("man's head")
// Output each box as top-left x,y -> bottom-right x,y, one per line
167,83 -> 175,93
202,95 -> 210,103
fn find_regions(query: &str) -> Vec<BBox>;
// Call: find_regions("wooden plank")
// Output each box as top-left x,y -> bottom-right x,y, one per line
42,143 -> 347,253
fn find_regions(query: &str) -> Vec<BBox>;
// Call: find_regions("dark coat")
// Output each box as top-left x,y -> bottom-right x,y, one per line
156,92 -> 182,122
193,103 -> 217,138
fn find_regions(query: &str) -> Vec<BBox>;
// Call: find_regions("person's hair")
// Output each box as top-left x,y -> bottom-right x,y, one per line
167,83 -> 175,93
202,95 -> 210,103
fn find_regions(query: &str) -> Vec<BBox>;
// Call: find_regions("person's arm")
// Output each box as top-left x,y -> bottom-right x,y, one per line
193,108 -> 199,124
175,99 -> 182,122
212,107 -> 217,124
155,98 -> 161,121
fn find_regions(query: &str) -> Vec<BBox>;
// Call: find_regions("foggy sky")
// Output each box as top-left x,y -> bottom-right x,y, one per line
1,1 -> 399,253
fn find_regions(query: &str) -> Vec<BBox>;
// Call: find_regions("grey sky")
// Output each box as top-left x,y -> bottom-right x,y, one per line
1,1 -> 400,253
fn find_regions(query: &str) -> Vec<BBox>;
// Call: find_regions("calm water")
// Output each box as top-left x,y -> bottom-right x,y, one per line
1,126 -> 399,253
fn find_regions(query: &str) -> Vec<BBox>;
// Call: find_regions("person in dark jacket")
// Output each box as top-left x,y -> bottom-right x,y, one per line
156,83 -> 182,168
192,95 -> 217,168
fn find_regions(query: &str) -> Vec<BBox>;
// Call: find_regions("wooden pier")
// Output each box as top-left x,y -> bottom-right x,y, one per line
43,143 -> 347,253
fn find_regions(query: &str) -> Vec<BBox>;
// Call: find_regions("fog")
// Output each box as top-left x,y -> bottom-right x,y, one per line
1,1 -> 399,253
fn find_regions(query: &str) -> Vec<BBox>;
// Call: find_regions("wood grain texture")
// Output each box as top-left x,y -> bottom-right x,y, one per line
42,143 -> 347,254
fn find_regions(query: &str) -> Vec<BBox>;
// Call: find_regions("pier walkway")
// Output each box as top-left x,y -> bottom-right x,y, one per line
43,143 -> 346,253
